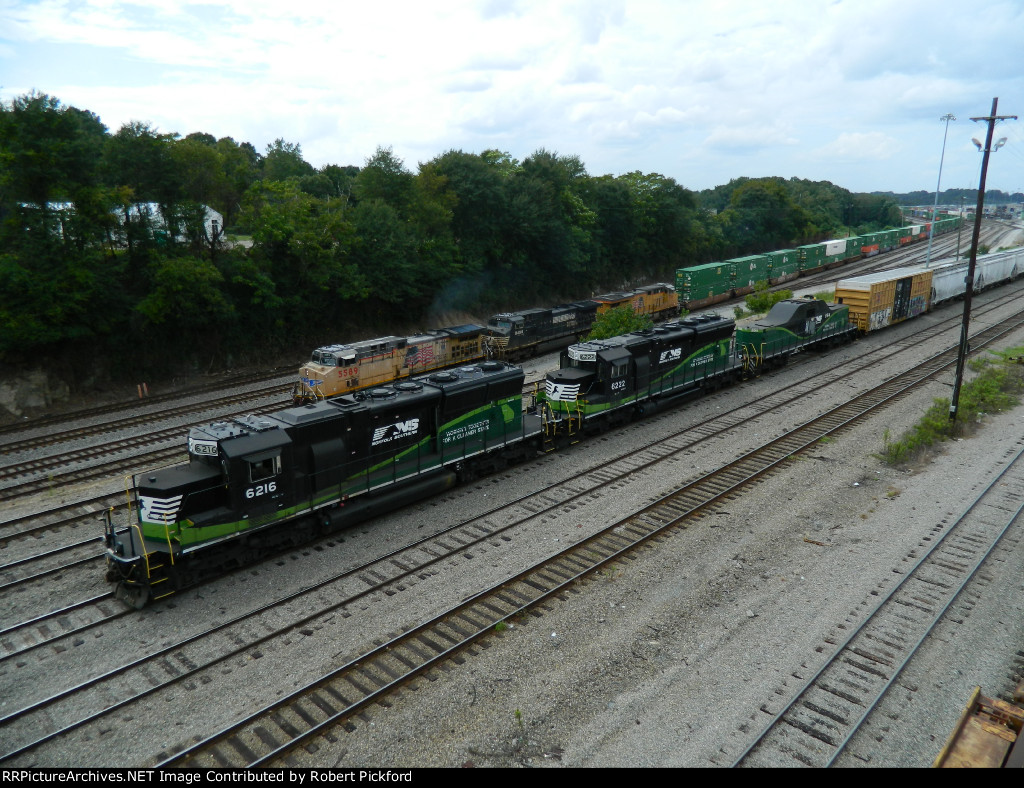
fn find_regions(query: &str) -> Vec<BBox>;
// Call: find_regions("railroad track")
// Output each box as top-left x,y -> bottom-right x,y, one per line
728,438 -> 1024,767
0,367 -> 296,444
15,297 -> 1008,768
3,285 -> 1022,766
0,381 -> 293,457
153,317 -> 1024,768
1,289 -> 1021,687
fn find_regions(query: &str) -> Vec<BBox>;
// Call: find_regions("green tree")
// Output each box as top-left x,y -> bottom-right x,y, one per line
0,91 -> 107,207
353,146 -> 415,212
215,136 -> 262,228
262,138 -> 314,182
103,120 -> 181,208
585,305 -> 653,341
241,180 -> 364,341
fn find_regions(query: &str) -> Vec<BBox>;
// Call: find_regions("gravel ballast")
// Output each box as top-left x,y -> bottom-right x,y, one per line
283,342 -> 1024,768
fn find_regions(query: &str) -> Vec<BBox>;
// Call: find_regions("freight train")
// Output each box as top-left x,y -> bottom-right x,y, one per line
293,283 -> 679,403
676,216 -> 963,309
105,247 -> 1023,607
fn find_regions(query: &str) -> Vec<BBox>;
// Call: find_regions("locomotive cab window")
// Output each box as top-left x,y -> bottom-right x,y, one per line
248,453 -> 282,482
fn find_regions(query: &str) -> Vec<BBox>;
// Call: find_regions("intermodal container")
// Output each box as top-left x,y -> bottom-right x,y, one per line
798,243 -> 827,273
728,254 -> 771,295
677,262 -> 731,307
766,249 -> 799,283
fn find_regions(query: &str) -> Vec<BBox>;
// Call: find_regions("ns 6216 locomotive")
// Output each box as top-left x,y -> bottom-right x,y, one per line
105,362 -> 542,607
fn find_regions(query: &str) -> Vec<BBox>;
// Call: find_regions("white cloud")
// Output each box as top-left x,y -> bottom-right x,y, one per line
1,0 -> 1021,192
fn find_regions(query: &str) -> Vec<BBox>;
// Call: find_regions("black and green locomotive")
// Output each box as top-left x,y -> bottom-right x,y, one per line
106,299 -> 858,606
539,298 -> 856,444
539,314 -> 740,444
105,361 -> 541,607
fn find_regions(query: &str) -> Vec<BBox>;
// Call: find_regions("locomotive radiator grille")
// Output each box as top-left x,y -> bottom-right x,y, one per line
139,494 -> 183,525
545,381 -> 580,402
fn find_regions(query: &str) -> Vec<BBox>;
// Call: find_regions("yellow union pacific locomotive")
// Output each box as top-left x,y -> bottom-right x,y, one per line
294,283 -> 680,403
294,324 -> 485,403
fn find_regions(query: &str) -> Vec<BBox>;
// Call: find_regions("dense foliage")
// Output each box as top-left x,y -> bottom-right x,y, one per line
0,91 -> 906,383
585,306 -> 655,341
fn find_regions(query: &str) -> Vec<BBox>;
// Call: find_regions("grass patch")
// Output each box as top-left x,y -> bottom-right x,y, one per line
881,349 -> 1024,465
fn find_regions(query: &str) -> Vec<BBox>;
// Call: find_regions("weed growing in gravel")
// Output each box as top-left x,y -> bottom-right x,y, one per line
881,349 -> 1024,465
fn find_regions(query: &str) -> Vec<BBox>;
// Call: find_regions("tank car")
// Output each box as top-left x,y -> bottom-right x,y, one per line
106,361 -> 541,607
294,324 -> 485,403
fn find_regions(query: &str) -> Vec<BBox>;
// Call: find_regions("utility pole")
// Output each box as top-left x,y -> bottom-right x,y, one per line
949,98 -> 1017,422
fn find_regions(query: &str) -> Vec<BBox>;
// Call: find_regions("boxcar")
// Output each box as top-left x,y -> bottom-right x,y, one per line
834,267 -> 933,332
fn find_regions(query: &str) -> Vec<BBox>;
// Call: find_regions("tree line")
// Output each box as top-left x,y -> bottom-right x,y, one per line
0,91 -> 904,382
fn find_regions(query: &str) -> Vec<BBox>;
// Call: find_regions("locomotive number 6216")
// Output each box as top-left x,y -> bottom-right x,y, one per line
246,482 -> 277,499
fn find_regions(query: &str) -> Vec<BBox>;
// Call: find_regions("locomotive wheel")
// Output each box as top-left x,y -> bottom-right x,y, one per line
116,582 -> 150,610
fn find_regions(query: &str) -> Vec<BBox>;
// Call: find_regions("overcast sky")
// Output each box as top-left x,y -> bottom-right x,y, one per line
2,0 -> 1023,197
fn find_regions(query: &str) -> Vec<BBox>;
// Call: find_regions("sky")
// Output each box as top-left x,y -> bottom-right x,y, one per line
2,0 -> 1023,197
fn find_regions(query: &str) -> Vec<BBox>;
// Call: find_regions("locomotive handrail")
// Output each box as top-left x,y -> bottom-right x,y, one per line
163,523 -> 176,566
122,474 -> 135,520
129,522 -> 152,579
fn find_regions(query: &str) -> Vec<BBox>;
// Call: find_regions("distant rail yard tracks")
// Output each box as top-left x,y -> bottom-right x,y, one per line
3,286 -> 1024,766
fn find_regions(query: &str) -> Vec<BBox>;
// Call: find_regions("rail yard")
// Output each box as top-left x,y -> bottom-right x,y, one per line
2,220 -> 1024,768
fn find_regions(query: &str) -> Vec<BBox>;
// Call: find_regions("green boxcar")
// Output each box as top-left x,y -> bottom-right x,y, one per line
728,254 -> 771,294
676,262 -> 732,307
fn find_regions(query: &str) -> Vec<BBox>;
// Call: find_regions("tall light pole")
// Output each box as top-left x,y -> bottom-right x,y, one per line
924,113 -> 956,268
949,97 -> 1017,422
955,195 -> 964,262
